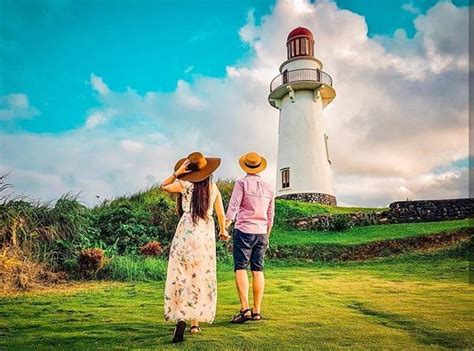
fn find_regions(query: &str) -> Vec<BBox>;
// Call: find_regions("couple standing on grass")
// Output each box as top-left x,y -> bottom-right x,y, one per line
160,151 -> 274,343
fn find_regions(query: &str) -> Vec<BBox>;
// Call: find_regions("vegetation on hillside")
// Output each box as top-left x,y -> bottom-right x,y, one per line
1,174 -> 471,291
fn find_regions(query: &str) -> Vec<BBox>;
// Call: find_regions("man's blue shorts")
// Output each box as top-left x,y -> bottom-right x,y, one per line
233,228 -> 268,272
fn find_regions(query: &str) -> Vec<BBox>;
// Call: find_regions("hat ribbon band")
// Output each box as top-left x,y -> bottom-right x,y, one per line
245,161 -> 261,169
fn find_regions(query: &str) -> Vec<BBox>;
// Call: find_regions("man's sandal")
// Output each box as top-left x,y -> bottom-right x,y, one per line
190,326 -> 202,334
251,312 -> 262,321
231,308 -> 252,324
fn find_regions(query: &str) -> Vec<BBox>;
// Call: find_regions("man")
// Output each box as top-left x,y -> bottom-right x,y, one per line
225,151 -> 275,323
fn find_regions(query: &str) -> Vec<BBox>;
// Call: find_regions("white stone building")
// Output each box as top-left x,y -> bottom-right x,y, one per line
268,27 -> 337,205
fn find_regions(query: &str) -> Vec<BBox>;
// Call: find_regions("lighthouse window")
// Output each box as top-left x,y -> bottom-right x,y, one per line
324,134 -> 331,164
301,39 -> 306,55
281,168 -> 290,189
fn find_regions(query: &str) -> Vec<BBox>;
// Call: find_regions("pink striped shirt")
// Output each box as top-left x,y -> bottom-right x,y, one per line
225,174 -> 275,234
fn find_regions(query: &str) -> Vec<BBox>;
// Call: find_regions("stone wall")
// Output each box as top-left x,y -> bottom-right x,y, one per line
388,198 -> 474,223
277,192 -> 337,206
287,198 -> 474,230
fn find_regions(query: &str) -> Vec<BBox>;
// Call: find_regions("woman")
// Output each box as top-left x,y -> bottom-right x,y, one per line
160,151 -> 229,343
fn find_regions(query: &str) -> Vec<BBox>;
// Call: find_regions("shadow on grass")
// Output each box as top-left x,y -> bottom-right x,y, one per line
348,302 -> 468,349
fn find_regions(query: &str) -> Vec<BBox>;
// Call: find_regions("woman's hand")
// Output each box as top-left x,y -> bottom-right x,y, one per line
219,229 -> 230,242
175,159 -> 191,177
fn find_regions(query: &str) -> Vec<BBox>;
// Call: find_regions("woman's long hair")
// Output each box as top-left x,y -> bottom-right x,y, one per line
176,176 -> 211,223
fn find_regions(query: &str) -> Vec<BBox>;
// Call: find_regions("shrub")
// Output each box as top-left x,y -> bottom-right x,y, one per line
92,189 -> 178,254
140,241 -> 163,256
77,248 -> 105,277
92,203 -> 158,255
215,179 -> 235,209
1,194 -> 99,268
216,239 -> 232,261
328,214 -> 352,231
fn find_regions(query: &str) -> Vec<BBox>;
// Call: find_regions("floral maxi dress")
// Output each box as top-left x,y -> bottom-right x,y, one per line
164,180 -> 218,323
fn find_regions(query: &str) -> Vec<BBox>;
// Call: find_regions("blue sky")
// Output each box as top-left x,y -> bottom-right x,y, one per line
1,0 -> 468,133
0,0 -> 469,206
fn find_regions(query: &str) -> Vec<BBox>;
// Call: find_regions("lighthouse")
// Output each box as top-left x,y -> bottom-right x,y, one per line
268,27 -> 337,205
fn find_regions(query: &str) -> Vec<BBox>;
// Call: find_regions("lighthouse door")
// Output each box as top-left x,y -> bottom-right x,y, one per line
282,70 -> 289,84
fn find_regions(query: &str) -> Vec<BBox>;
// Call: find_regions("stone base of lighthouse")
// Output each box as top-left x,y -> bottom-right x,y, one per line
276,192 -> 337,206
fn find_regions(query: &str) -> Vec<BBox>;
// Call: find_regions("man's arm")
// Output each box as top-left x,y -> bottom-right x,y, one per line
225,180 -> 244,229
266,196 -> 275,237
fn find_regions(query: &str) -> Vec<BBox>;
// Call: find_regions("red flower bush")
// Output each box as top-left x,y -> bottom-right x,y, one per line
140,241 -> 163,256
77,248 -> 105,276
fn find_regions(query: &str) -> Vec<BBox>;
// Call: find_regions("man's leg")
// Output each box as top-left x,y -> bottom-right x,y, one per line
250,234 -> 267,317
235,269 -> 250,311
251,271 -> 264,314
233,229 -> 252,319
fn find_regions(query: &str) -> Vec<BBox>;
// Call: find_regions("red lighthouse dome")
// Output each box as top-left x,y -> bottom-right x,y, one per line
286,26 -> 314,59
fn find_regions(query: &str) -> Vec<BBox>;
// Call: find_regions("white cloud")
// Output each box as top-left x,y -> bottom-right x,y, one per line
90,73 -> 110,94
85,111 -> 106,129
121,139 -> 145,153
402,2 -> 421,15
0,0 -> 469,207
0,93 -> 39,120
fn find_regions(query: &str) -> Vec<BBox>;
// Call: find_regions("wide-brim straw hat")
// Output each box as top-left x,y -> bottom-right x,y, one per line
239,152 -> 267,174
174,152 -> 221,183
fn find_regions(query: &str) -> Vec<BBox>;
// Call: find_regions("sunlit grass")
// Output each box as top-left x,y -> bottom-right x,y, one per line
274,199 -> 386,225
1,254 -> 472,350
270,219 -> 472,246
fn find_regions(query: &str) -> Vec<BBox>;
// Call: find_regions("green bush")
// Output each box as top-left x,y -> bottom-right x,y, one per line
1,195 -> 99,268
215,179 -> 235,209
92,188 -> 178,255
328,214 -> 353,231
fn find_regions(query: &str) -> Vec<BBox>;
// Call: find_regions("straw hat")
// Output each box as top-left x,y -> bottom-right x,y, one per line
239,152 -> 267,174
174,152 -> 221,183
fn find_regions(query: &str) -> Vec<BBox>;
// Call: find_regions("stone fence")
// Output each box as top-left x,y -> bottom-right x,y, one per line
287,198 -> 474,230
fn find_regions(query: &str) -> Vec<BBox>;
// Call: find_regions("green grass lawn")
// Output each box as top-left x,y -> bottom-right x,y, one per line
274,199 -> 386,224
1,254 -> 473,350
270,219 -> 472,246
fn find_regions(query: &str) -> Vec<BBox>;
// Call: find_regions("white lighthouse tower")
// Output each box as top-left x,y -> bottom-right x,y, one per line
268,27 -> 337,205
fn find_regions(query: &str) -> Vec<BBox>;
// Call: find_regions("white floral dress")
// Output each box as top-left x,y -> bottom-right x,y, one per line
164,180 -> 218,323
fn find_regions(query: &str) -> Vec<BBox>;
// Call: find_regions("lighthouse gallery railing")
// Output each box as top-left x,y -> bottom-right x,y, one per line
270,68 -> 333,92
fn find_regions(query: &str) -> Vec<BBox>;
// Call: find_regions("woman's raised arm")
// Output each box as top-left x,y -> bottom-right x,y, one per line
160,159 -> 191,193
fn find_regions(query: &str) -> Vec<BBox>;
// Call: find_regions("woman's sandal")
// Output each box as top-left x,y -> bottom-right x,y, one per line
251,311 -> 262,321
172,320 -> 186,343
231,308 -> 252,324
190,326 -> 202,334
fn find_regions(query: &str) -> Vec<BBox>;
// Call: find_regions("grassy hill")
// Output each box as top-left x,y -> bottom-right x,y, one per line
2,181 -> 473,349
274,198 -> 386,224
2,179 -> 472,290
271,219 -> 471,246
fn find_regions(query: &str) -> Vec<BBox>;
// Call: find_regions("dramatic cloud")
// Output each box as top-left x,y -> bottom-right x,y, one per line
0,0 -> 469,206
0,93 -> 39,121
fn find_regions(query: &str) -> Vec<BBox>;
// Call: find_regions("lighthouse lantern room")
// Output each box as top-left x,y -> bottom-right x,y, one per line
268,27 -> 337,205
